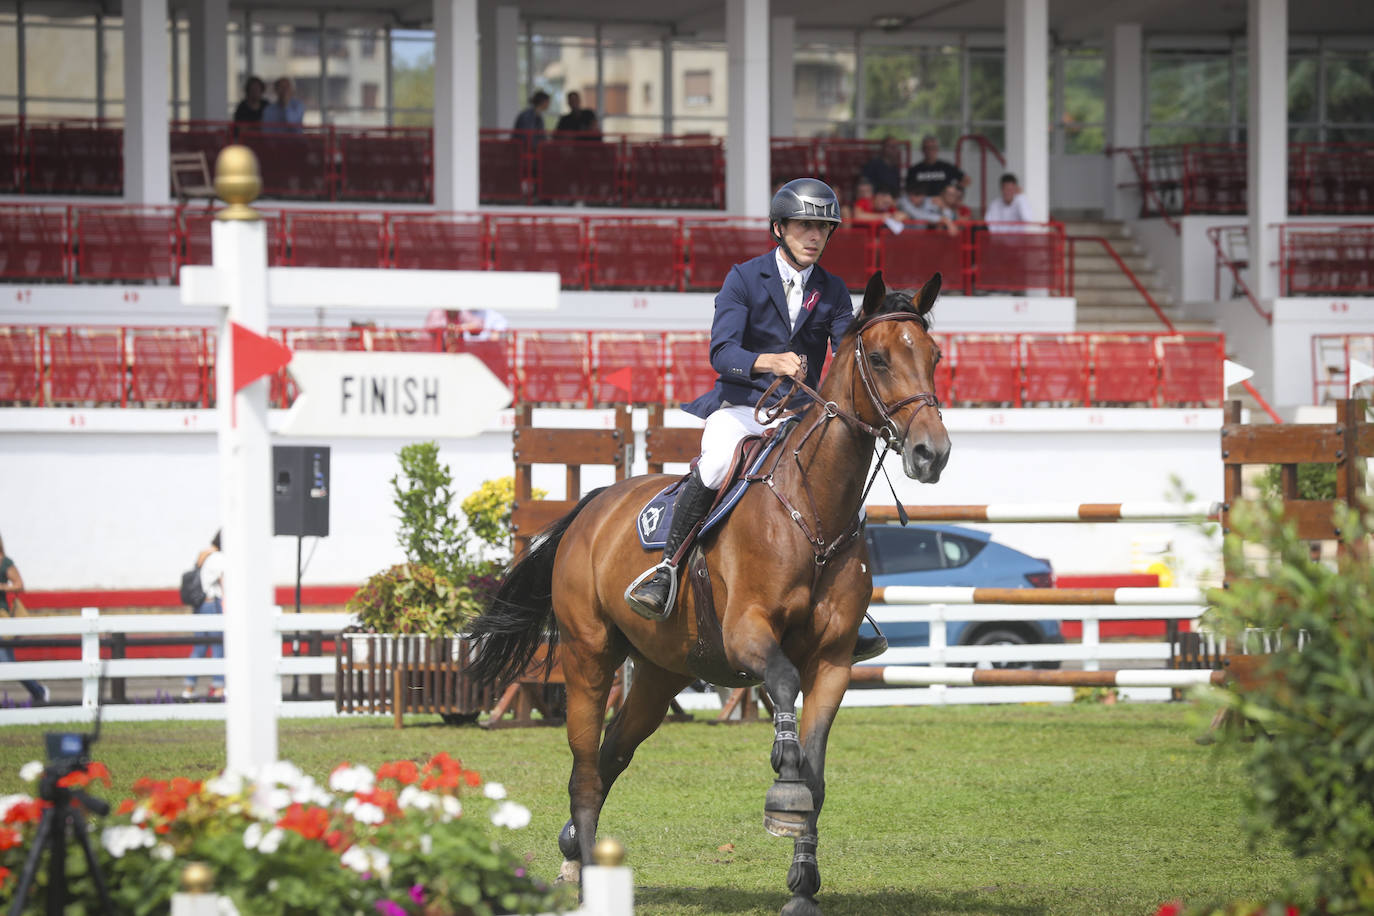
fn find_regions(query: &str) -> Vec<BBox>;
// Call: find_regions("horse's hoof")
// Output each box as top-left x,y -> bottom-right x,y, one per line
557,859 -> 582,885
764,809 -> 808,838
780,894 -> 822,916
765,779 -> 814,816
557,819 -> 579,859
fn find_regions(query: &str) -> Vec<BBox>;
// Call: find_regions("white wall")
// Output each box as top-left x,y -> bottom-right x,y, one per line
0,407 -> 1222,593
1271,297 -> 1374,407
1050,154 -> 1109,215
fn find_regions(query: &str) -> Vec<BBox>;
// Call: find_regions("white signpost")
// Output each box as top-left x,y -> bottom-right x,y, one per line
179,146 -> 556,776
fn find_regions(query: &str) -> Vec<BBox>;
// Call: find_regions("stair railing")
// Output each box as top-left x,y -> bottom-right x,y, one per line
1204,224 -> 1271,324
1066,235 -> 1178,334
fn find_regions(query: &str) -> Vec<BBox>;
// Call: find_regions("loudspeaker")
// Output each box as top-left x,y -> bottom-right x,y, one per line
273,445 -> 330,537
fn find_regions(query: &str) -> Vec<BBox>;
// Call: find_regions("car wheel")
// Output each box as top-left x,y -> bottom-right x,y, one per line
970,627 -> 1031,670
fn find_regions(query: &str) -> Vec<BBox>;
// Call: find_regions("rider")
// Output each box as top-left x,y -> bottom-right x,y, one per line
625,177 -> 887,663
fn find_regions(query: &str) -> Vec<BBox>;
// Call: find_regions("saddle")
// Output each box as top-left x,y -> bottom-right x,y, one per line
635,418 -> 794,551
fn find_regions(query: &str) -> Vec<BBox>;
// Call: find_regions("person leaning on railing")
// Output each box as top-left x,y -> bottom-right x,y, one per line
984,172 -> 1035,233
911,183 -> 963,237
0,531 -> 47,704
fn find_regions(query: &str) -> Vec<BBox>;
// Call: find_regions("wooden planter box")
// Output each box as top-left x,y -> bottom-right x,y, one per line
335,632 -> 497,728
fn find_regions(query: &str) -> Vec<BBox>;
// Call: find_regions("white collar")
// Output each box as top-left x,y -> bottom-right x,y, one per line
774,248 -> 815,289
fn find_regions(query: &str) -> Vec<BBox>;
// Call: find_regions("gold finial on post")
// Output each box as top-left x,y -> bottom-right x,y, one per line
180,861 -> 216,894
593,837 -> 626,867
214,145 -> 262,221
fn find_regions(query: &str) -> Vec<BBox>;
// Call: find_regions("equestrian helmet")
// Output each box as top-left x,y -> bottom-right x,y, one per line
769,178 -> 842,230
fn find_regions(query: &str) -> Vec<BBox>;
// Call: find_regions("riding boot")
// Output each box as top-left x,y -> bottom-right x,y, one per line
625,470 -> 718,620
851,631 -> 888,664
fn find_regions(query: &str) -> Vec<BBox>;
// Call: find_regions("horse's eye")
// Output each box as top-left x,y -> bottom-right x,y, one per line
867,352 -> 888,370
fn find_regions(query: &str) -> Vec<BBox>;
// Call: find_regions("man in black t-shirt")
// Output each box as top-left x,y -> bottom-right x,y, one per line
556,91 -> 599,134
904,135 -> 969,203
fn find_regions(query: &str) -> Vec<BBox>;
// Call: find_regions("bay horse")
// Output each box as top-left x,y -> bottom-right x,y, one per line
467,271 -> 951,916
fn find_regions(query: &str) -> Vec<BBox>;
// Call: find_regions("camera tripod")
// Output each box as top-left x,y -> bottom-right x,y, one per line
7,764 -> 114,916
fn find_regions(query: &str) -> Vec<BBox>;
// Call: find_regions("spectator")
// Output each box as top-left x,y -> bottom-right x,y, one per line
556,91 -> 599,135
984,172 -> 1035,231
183,531 -> 225,700
233,76 -> 267,123
861,138 -> 903,199
904,135 -> 969,204
0,533 -> 46,704
456,309 -> 509,342
912,182 -> 962,236
514,90 -> 551,148
851,178 -> 904,229
262,77 -> 305,133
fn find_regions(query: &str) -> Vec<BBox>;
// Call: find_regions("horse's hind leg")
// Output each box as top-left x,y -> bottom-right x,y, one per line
558,633 -> 626,885
598,658 -> 692,794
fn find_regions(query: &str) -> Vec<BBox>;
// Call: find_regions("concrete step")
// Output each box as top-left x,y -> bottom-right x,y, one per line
1071,252 -> 1153,273
1075,304 -> 1183,325
1075,318 -> 1221,334
1059,220 -> 1133,240
1072,270 -> 1163,291
1074,287 -> 1176,308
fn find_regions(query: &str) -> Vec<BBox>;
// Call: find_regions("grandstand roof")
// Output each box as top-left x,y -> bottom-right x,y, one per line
16,0 -> 1374,39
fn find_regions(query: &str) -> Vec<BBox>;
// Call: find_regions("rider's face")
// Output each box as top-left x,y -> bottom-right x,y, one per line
779,219 -> 831,269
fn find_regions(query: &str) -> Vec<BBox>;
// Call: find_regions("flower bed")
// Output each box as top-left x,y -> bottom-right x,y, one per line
1,753 -> 574,915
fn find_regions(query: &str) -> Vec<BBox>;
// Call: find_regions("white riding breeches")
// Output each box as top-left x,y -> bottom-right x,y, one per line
695,404 -> 786,490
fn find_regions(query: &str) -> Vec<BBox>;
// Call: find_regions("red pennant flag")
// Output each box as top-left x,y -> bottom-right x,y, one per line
232,322 -> 293,393
603,366 -> 633,394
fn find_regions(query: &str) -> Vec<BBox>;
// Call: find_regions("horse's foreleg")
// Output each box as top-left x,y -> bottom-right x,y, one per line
779,659 -> 849,916
745,643 -> 812,839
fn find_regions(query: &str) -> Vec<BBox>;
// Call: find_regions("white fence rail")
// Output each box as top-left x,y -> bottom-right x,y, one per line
2,599 -> 1211,723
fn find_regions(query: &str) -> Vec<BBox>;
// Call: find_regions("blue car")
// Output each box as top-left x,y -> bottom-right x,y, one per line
858,523 -> 1062,668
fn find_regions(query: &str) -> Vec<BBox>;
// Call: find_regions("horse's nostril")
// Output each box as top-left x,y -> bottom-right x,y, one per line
913,442 -> 934,463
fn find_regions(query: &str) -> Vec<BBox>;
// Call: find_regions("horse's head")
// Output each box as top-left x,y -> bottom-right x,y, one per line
845,270 -> 951,483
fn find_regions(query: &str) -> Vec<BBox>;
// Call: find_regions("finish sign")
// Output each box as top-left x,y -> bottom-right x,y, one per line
279,351 -> 510,438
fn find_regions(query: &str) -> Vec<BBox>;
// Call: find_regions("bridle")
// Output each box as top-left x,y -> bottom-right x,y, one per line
749,309 -> 943,567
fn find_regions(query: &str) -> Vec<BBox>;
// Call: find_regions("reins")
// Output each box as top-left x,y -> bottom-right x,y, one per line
747,311 -> 942,568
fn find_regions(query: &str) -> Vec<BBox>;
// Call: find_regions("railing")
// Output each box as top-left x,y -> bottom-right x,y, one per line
1067,235 -> 1177,332
0,202 -> 1066,295
0,325 -> 1227,410
1311,333 -> 1374,404
1203,224 -> 1270,322
1277,222 -> 1374,296
955,134 -> 1007,217
1115,142 -> 1374,218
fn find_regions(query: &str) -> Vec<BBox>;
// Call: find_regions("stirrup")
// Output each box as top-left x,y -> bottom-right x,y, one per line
624,561 -> 680,621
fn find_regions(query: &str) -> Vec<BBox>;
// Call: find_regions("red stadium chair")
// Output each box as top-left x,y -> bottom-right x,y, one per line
932,333 -> 952,404
73,207 -> 179,283
1091,336 -> 1158,405
335,128 -> 432,203
1159,336 -> 1223,407
666,333 -> 715,405
771,141 -> 818,192
819,140 -> 883,203
587,219 -> 682,290
282,328 -> 366,352
682,219 -> 773,291
283,211 -> 387,268
595,334 -> 666,405
129,329 -> 211,406
0,328 -> 42,405
518,332 -> 592,406
625,139 -> 724,209
25,119 -> 123,195
0,205 -> 69,281
180,209 -> 286,268
454,337 -> 513,396
538,139 -> 621,204
1023,336 -> 1089,405
169,122 -> 233,198
972,226 -> 1065,295
369,329 -> 442,353
390,214 -> 486,270
0,121 -> 22,194
821,227 -> 875,290
489,215 -> 585,289
237,127 -> 332,200
950,336 -> 1020,406
47,327 -> 126,405
878,228 -> 964,293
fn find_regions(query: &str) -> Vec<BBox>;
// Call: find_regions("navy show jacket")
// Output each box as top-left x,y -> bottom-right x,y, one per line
683,249 -> 857,419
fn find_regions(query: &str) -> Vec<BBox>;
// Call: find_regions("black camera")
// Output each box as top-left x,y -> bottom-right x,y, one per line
44,732 -> 92,771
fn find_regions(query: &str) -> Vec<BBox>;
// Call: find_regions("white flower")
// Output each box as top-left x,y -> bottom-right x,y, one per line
206,771 -> 244,797
102,826 -> 155,858
370,848 -> 391,879
18,761 -> 43,783
341,844 -> 388,875
398,787 -> 437,811
267,788 -> 291,812
257,828 -> 285,855
440,795 -> 462,821
260,760 -> 305,789
289,777 -> 324,805
482,782 -> 507,800
419,834 -> 433,855
130,806 -> 148,825
243,822 -> 264,850
153,843 -> 174,862
351,803 -> 385,826
490,801 -> 531,830
328,764 -> 374,794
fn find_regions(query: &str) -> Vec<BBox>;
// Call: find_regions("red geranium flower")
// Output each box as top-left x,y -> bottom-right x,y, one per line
0,828 -> 22,851
376,760 -> 420,786
3,800 -> 47,825
1155,903 -> 1182,916
278,803 -> 332,841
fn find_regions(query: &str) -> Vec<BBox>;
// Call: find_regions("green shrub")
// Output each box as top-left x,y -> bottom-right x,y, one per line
390,442 -> 473,584
1257,463 -> 1338,502
346,563 -> 479,637
460,476 -> 546,555
1207,498 -> 1374,913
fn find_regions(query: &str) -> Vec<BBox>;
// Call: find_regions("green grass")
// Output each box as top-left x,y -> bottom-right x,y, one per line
0,704 -> 1303,915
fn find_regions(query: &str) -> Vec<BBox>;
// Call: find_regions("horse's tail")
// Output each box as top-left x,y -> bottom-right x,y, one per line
466,487 -> 608,691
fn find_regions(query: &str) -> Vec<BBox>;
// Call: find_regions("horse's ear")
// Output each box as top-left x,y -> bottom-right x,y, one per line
914,272 -> 942,317
859,271 -> 886,318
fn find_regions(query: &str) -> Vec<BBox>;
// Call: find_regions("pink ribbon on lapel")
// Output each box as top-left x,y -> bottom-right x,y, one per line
802,290 -> 820,312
